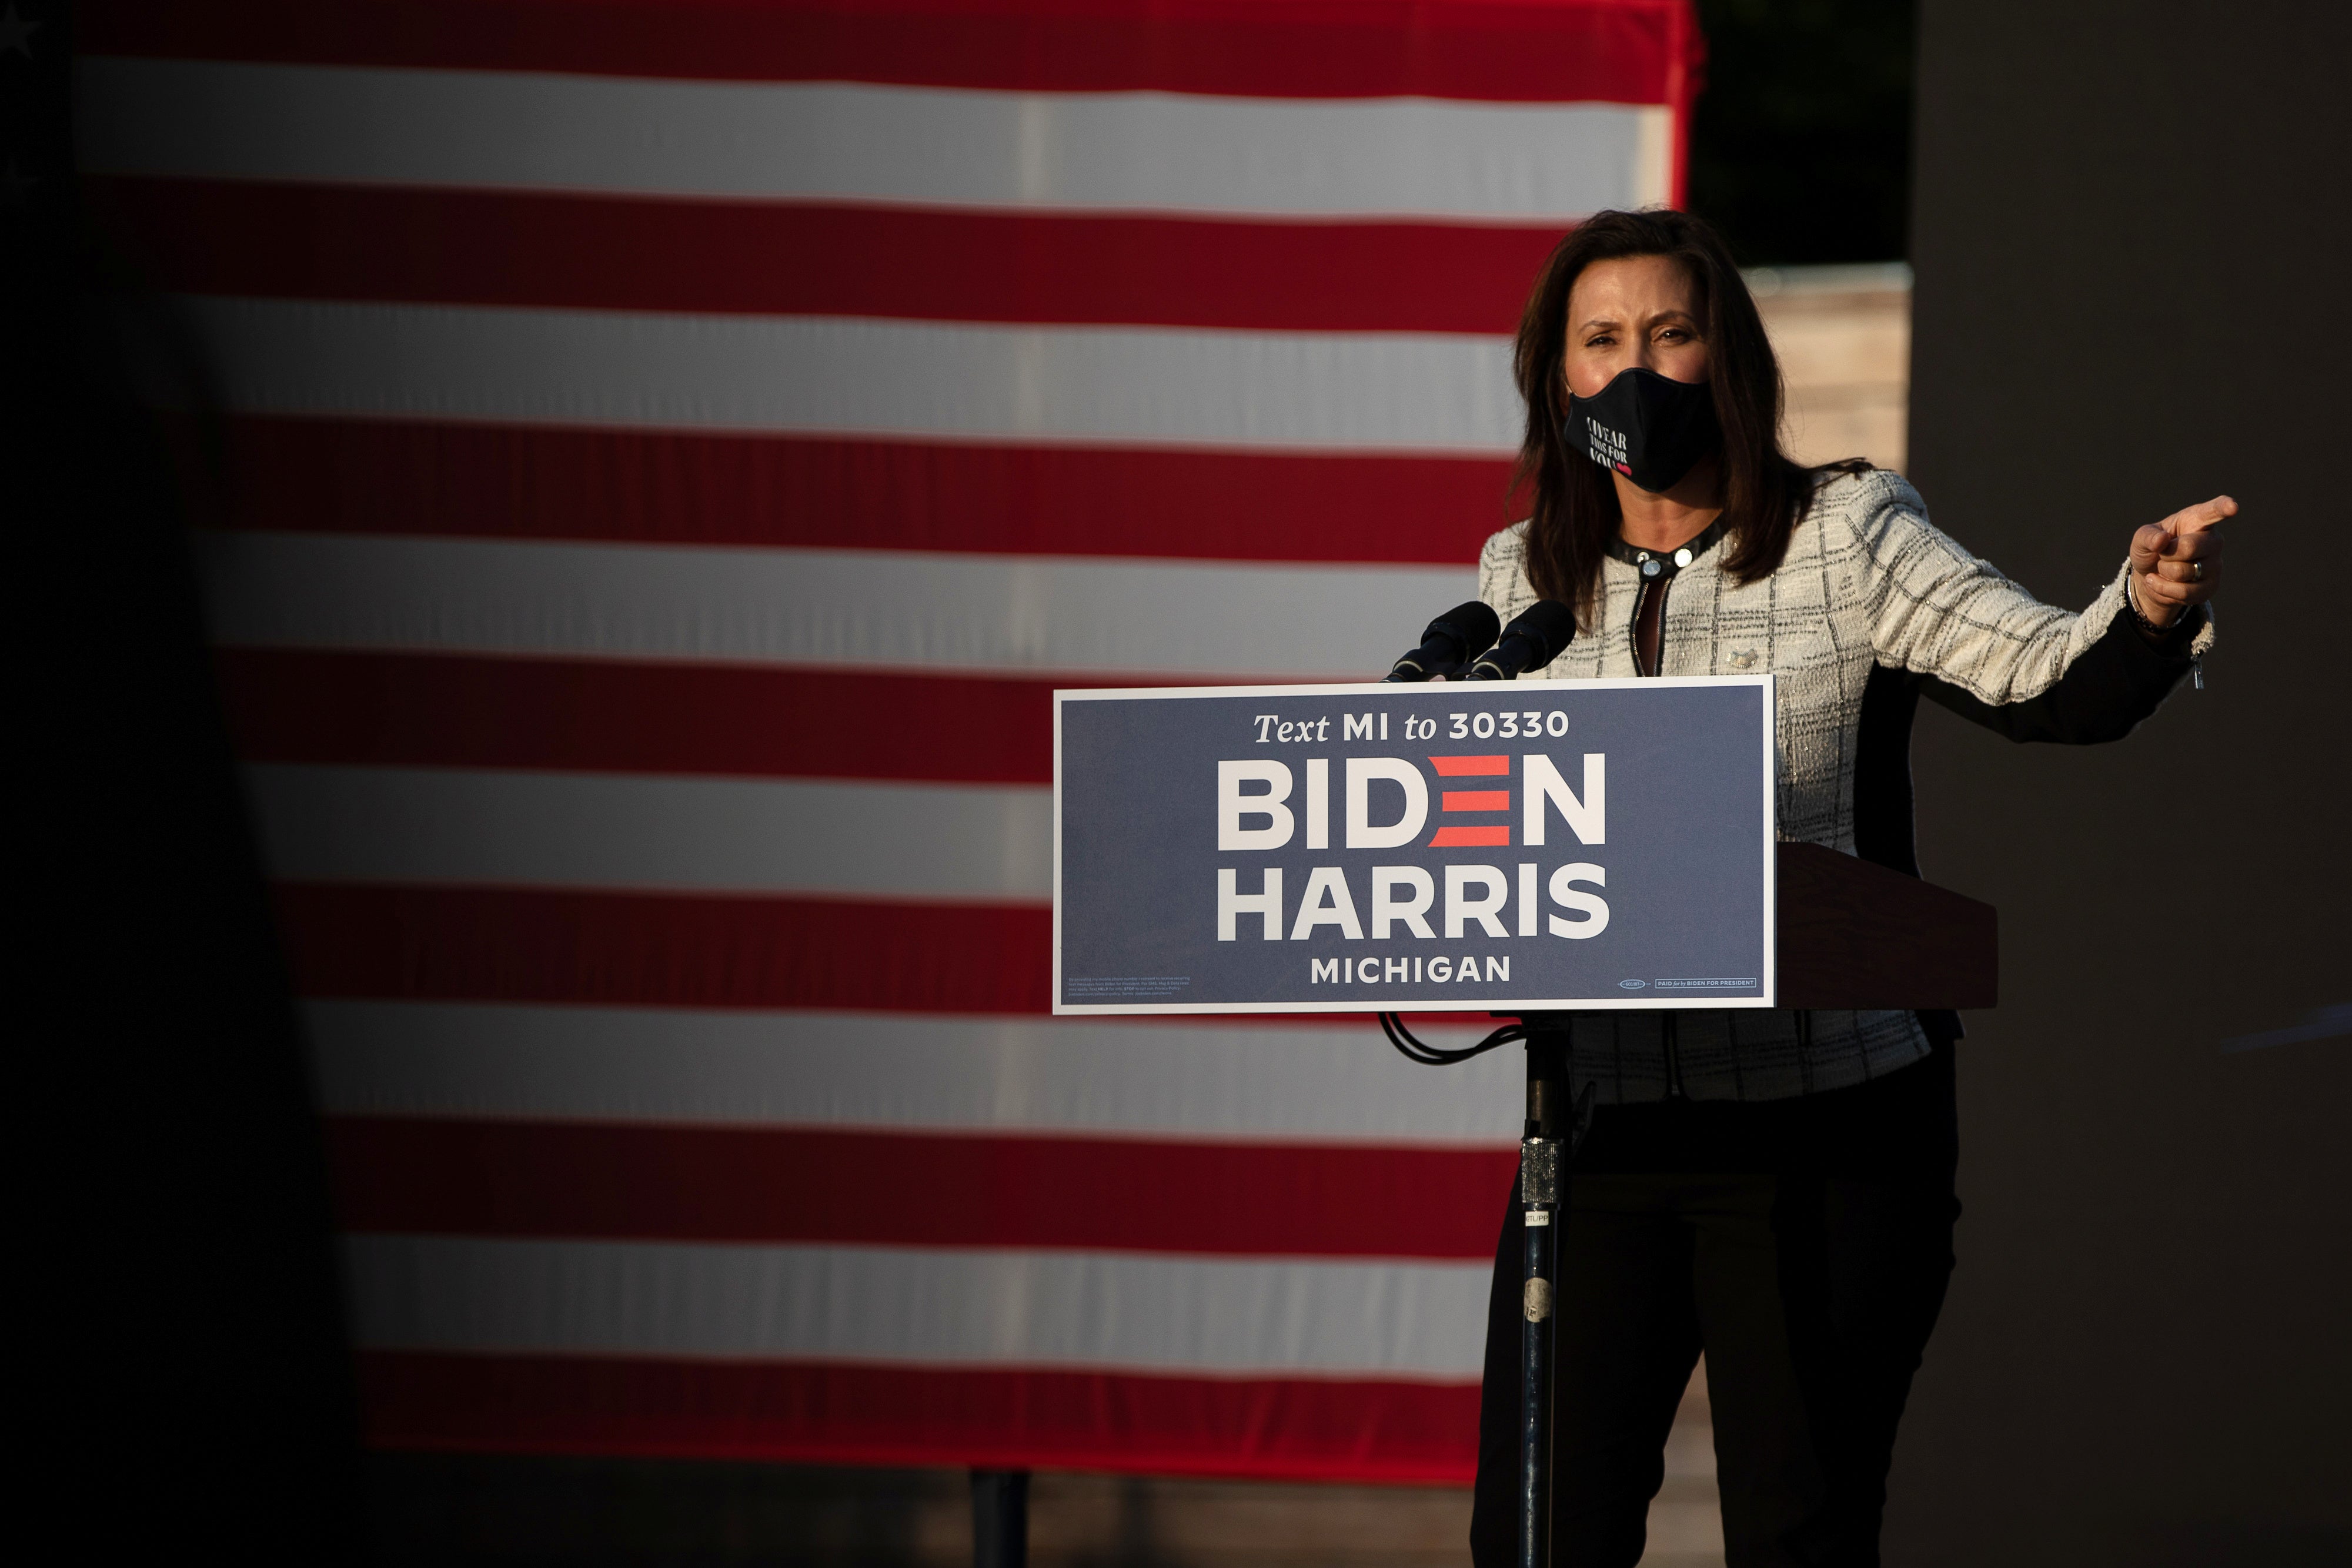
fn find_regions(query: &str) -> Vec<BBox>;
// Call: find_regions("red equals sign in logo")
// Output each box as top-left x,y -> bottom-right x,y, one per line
1428,755 -> 1510,845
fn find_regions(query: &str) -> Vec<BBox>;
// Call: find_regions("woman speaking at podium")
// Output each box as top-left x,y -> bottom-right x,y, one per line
1465,209 -> 2227,1567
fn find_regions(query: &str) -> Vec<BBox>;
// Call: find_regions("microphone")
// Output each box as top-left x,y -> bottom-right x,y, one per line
1466,600 -> 1576,681
1382,600 -> 1502,683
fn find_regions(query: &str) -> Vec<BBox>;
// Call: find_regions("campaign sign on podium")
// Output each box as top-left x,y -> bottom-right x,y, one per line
1054,676 -> 1775,1014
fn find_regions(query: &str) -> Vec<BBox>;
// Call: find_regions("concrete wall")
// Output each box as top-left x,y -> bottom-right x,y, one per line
1753,263 -> 1914,473
1893,3 -> 2352,1561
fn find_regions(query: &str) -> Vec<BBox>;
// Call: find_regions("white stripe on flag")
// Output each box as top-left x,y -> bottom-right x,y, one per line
246,764 -> 1053,900
81,57 -> 1672,220
344,1233 -> 1490,1376
175,297 -> 1524,453
196,534 -> 1478,678
305,1002 -> 1523,1145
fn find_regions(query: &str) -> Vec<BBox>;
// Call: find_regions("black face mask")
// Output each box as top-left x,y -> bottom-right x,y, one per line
1562,366 -> 1719,493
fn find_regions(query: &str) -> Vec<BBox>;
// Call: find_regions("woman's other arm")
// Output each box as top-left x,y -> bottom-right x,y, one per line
1477,524 -> 1532,623
1857,477 -> 2225,744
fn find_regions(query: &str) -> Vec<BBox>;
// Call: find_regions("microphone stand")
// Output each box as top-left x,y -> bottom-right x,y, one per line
1515,1021 -> 1582,1568
1386,1012 -> 1588,1568
1375,620 -> 1589,1568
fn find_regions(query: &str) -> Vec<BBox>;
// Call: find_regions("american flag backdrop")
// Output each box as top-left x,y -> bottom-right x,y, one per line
79,0 -> 1698,1482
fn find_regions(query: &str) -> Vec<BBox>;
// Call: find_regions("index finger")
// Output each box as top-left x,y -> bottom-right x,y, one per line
2167,494 -> 2239,537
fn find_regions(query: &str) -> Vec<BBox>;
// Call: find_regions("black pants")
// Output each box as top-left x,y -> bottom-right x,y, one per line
1468,1043 -> 1961,1568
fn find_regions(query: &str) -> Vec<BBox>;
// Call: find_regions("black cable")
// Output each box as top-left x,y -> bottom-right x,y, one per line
1378,1012 -> 1529,1065
1364,626 -> 1541,1070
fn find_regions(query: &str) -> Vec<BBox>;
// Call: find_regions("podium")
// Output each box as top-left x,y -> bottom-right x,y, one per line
1048,677 -> 1999,1568
1773,842 -> 1996,1010
1494,845 -> 1995,1568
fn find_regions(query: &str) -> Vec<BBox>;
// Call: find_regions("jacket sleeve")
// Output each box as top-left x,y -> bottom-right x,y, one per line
1853,476 -> 2213,744
1477,524 -> 1530,620
1912,592 -> 2208,742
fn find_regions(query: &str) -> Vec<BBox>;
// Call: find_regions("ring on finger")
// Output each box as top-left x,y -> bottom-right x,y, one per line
2192,559 -> 2205,581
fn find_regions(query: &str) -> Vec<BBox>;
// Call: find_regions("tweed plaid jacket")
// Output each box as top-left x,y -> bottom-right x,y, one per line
1478,466 -> 2213,1102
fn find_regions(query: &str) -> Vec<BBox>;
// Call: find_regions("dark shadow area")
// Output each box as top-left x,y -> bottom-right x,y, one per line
13,5 -> 367,1559
1687,0 -> 1917,265
365,1453 -> 1481,1566
2128,1520 -> 2352,1568
1893,0 -> 2352,1560
368,1453 -> 965,1566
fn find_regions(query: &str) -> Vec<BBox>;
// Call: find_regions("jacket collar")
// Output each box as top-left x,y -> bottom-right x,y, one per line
1606,516 -> 1732,581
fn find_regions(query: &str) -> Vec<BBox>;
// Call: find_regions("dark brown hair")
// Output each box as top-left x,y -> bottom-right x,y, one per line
1509,209 -> 1854,626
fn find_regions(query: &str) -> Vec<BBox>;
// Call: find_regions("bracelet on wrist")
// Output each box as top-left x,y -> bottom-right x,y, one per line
2124,576 -> 2177,639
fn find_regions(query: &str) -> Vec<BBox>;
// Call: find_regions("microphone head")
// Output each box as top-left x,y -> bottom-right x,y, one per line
1386,600 -> 1503,681
1424,600 -> 1502,661
1468,599 -> 1576,680
1501,600 -> 1577,668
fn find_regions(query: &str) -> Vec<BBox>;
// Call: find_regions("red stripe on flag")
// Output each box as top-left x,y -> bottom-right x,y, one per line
1440,790 -> 1510,813
275,884 -> 1051,1012
1428,826 -> 1510,847
218,650 -> 1064,784
356,1351 -> 1481,1482
328,1119 -> 1515,1259
96,179 -> 1560,335
1428,755 -> 1511,775
206,417 -> 1518,564
85,0 -> 1691,106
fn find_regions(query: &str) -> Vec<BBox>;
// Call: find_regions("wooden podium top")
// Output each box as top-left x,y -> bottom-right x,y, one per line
1775,842 -> 1996,1011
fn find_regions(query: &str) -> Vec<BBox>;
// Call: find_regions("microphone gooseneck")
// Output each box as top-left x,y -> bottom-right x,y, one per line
1466,600 -> 1576,681
1383,600 -> 1503,683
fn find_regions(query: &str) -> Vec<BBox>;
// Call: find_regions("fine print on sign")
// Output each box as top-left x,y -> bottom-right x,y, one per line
1053,677 -> 1775,1014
